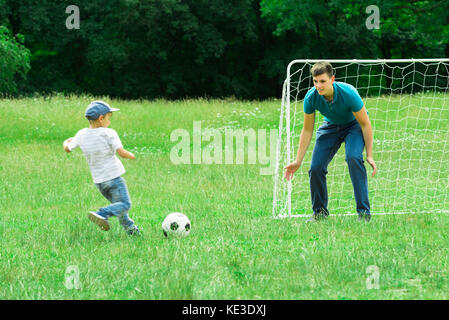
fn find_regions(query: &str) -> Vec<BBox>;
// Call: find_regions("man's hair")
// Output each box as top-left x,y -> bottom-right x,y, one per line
311,61 -> 334,78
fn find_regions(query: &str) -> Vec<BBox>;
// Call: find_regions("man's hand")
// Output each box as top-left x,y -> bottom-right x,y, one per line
366,156 -> 377,177
284,160 -> 301,181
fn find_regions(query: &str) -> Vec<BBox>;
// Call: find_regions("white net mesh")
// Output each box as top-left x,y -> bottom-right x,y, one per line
273,59 -> 449,218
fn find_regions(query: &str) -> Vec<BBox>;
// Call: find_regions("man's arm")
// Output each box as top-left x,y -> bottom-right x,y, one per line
284,112 -> 315,180
353,105 -> 377,177
117,147 -> 136,160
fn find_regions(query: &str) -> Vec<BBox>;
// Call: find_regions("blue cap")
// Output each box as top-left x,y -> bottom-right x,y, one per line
85,101 -> 119,120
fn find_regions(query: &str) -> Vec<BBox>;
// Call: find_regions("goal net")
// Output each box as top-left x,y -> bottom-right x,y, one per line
273,59 -> 449,218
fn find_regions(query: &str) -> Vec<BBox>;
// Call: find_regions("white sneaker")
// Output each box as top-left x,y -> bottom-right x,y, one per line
88,211 -> 110,231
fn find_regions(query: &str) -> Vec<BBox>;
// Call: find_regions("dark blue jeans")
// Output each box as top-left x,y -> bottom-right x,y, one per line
95,176 -> 136,231
309,120 -> 370,215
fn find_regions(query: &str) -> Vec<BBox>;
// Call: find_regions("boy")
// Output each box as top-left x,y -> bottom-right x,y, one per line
63,101 -> 140,235
284,62 -> 377,222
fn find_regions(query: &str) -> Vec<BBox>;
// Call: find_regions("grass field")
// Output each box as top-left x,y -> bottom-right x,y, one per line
1,95 -> 448,299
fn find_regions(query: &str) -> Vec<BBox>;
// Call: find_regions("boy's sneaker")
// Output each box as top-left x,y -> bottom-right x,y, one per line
306,208 -> 330,223
358,212 -> 371,222
127,226 -> 140,236
88,211 -> 110,231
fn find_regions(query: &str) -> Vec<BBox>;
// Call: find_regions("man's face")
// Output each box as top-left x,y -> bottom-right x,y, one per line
313,73 -> 335,96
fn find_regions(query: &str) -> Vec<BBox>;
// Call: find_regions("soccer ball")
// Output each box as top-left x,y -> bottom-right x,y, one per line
162,212 -> 191,238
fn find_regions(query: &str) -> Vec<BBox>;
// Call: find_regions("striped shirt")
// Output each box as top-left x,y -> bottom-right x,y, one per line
68,128 -> 125,183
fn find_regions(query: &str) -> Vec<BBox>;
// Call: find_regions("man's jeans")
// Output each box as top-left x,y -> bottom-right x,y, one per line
95,176 -> 136,231
309,120 -> 370,215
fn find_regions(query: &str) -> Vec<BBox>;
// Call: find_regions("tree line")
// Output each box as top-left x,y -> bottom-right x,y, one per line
1,0 -> 448,99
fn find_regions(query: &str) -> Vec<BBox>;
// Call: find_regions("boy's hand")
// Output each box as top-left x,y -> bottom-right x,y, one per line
63,137 -> 73,152
117,147 -> 135,160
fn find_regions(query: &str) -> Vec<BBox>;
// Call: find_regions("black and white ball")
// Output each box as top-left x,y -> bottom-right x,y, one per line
162,212 -> 191,238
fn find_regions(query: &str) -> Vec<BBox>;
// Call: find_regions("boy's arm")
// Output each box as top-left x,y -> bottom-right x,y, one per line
117,147 -> 135,160
63,138 -> 73,153
108,129 -> 135,159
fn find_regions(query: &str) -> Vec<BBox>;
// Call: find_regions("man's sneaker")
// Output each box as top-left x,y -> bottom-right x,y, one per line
358,212 -> 371,222
306,208 -> 330,222
127,226 -> 140,236
88,211 -> 110,231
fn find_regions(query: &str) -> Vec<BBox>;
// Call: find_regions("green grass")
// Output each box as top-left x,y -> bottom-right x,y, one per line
1,94 -> 448,299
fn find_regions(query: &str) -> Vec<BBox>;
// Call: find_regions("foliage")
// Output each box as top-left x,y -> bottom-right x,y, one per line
0,26 -> 31,95
260,0 -> 449,59
0,0 -> 448,98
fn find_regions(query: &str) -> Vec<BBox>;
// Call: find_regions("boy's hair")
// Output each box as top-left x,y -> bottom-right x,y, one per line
87,112 -> 111,124
311,61 -> 334,78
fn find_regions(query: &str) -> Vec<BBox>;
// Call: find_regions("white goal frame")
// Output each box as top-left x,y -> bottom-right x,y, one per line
273,58 -> 449,219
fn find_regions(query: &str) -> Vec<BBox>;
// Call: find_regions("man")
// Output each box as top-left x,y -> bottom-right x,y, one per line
284,61 -> 377,222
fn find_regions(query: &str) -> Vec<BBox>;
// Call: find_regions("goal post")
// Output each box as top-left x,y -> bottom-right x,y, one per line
273,59 -> 449,218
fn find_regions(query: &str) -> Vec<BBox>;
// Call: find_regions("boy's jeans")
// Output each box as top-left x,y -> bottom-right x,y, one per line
309,119 -> 370,215
95,176 -> 136,231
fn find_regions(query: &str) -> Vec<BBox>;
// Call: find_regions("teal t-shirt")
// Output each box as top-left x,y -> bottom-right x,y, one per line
303,81 -> 364,125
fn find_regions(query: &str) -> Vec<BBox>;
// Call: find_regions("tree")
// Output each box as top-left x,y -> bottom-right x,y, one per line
260,0 -> 449,59
3,0 -> 262,99
0,26 -> 31,95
